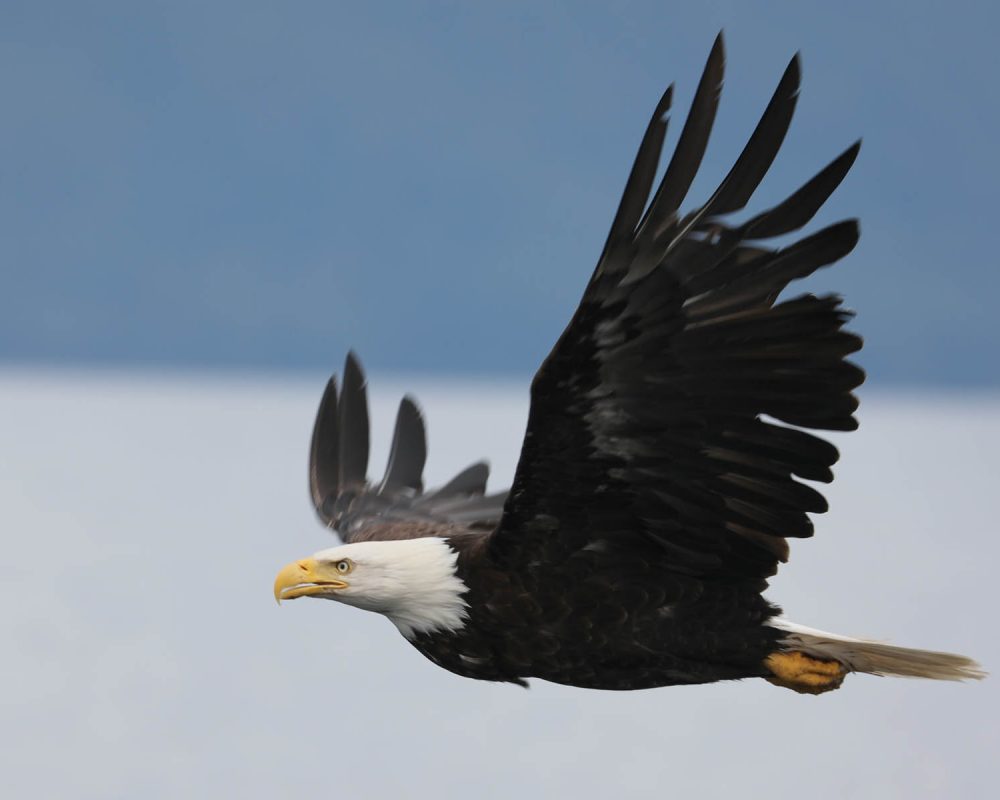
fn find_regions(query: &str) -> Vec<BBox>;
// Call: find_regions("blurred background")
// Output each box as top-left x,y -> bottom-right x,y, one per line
2,2 -> 998,798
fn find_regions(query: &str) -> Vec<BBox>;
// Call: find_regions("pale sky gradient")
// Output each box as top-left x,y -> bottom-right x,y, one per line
2,1 -> 999,385
2,372 -> 995,798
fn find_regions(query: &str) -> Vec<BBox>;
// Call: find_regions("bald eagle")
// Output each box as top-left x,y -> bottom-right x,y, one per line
274,35 -> 983,693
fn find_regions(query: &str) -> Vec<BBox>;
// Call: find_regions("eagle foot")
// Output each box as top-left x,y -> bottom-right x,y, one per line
764,650 -> 847,695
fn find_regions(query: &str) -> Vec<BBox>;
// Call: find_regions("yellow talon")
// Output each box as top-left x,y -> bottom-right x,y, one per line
765,650 -> 847,694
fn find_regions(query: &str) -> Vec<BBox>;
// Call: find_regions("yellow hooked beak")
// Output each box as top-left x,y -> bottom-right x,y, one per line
273,558 -> 349,603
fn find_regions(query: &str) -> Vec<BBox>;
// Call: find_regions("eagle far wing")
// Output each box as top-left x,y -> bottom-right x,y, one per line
488,34 -> 863,582
309,353 -> 508,542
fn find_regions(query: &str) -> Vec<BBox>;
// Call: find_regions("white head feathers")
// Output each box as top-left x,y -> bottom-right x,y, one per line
311,537 -> 469,639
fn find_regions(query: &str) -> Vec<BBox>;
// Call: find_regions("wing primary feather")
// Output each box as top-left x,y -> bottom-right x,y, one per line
418,461 -> 491,503
379,395 -> 427,494
338,351 -> 370,488
744,141 -> 861,239
636,32 -> 725,239
594,84 -> 674,276
685,220 -> 860,317
629,55 -> 809,289
308,375 -> 340,520
701,52 -> 800,217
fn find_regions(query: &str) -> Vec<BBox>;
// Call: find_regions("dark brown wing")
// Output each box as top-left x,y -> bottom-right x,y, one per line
309,353 -> 507,542
488,34 -> 863,584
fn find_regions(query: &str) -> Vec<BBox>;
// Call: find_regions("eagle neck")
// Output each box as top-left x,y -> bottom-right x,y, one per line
379,537 -> 470,640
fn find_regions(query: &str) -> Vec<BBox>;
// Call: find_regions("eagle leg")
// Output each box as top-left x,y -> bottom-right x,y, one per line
764,650 -> 847,694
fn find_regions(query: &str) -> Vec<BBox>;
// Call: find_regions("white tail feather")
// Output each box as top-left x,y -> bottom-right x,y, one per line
770,620 -> 986,681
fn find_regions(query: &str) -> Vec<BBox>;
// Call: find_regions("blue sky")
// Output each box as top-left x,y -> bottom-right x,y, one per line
2,0 -> 998,385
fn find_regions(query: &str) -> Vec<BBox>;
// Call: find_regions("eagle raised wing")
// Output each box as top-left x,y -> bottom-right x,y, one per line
487,34 -> 863,584
308,352 -> 508,542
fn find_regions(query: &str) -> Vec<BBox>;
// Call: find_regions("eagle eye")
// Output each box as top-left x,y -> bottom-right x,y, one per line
336,559 -> 352,574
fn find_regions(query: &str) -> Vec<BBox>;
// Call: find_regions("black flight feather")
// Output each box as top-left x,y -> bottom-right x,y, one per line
338,351 -> 370,489
595,84 -> 674,277
418,461 -> 490,502
308,376 -> 339,524
380,396 -> 427,494
639,33 -> 725,236
744,141 -> 861,239
701,53 -> 800,217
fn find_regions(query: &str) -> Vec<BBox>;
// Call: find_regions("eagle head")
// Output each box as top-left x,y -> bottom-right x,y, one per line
273,538 -> 469,638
